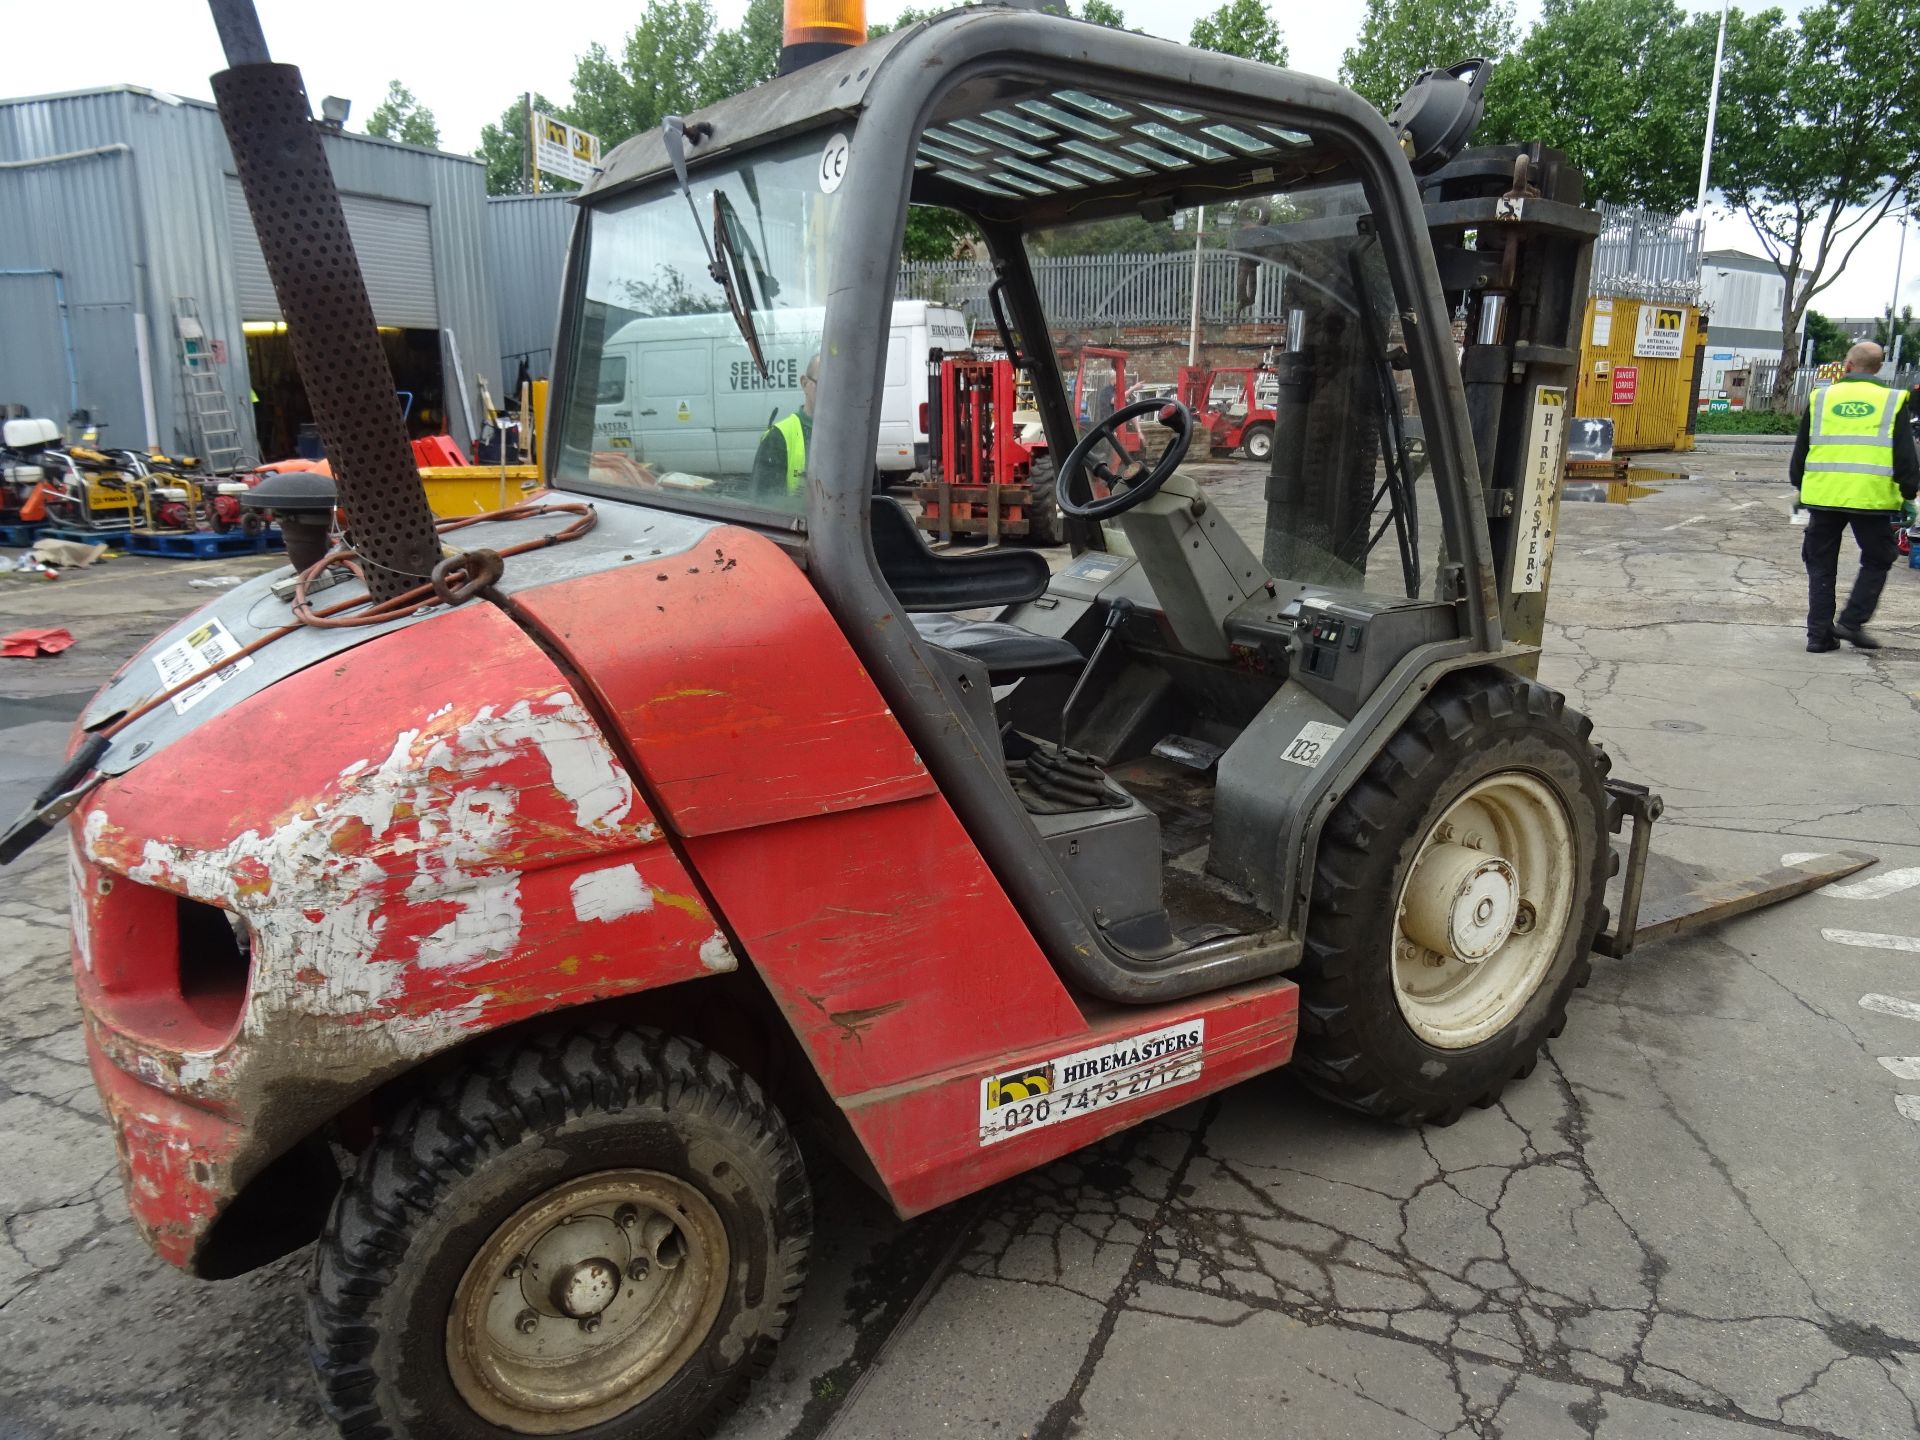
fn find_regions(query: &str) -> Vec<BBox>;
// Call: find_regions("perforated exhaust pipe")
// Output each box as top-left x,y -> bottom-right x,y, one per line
206,0 -> 442,602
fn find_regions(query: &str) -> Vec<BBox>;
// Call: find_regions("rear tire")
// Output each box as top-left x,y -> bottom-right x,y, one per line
308,1026 -> 811,1440
1026,454 -> 1062,546
1241,423 -> 1274,463
1292,670 -> 1609,1125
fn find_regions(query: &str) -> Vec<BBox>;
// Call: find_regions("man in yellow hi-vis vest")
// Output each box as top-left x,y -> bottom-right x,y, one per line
1793,341 -> 1919,651
749,353 -> 819,504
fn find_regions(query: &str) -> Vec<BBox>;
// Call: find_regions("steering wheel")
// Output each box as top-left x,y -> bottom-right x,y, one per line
1056,398 -> 1194,520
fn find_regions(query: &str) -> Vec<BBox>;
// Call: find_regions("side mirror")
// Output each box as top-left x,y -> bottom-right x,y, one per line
1386,59 -> 1492,175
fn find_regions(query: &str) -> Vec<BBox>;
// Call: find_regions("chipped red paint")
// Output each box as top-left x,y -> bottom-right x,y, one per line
73,602 -> 728,1268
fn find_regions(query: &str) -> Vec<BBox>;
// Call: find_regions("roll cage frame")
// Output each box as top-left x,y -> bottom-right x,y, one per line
548,7 -> 1504,1003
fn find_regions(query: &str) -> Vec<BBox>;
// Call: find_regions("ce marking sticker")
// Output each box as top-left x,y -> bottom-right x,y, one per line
819,132 -> 850,194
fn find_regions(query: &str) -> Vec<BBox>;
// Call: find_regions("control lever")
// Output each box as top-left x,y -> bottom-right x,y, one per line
1060,596 -> 1134,740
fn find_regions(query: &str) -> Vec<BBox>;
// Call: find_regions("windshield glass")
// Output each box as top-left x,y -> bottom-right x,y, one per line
552,130 -> 842,518
1011,163 -> 1441,600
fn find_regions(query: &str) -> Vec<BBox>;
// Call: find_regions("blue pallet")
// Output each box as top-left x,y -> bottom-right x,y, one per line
125,529 -> 281,559
0,521 -> 43,547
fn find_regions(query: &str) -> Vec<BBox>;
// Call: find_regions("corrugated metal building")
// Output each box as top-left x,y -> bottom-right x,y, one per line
0,85 -> 499,463
488,193 -> 576,384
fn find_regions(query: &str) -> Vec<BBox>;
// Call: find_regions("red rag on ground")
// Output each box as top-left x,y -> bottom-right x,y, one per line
1,628 -> 75,657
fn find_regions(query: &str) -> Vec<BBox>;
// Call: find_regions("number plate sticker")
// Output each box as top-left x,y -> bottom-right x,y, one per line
1281,719 -> 1343,768
978,1019 -> 1205,1146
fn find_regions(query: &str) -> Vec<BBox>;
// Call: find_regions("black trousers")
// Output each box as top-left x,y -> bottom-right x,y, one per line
1803,506 -> 1898,639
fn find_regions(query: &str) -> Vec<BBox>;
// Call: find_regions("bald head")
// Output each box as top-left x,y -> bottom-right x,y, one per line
1846,341 -> 1884,374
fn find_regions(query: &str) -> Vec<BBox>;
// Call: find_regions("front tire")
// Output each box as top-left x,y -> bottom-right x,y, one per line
1292,671 -> 1609,1125
1241,422 -> 1274,463
1026,453 -> 1062,546
308,1026 -> 811,1440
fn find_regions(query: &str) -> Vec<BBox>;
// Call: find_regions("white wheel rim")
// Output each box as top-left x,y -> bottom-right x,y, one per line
447,1169 -> 729,1434
1247,430 -> 1271,460
1392,771 -> 1575,1049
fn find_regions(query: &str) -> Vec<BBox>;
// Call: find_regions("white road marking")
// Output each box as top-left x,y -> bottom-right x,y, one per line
1734,499 -> 1766,511
1778,855 -> 1920,900
1661,514 -> 1708,530
1897,1095 -> 1920,1122
1580,541 -> 1627,557
1823,929 -> 1920,953
1860,993 -> 1920,1021
1878,1057 -> 1920,1079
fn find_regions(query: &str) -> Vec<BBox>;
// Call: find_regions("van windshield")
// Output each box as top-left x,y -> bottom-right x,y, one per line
551,130 -> 843,519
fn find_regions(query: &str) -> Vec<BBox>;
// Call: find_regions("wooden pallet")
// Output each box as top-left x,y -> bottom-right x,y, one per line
913,481 -> 1035,543
41,527 -> 129,548
125,529 -> 280,559
1565,457 -> 1631,480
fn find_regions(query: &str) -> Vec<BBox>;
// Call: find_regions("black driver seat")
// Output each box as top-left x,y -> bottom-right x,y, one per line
907,614 -> 1084,682
871,496 -> 1084,681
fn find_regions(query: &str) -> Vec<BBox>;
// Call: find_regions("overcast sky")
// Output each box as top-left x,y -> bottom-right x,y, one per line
7,0 -> 1909,322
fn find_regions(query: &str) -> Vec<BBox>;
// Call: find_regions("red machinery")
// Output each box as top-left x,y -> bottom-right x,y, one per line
1178,364 -> 1277,461
915,353 -> 1060,544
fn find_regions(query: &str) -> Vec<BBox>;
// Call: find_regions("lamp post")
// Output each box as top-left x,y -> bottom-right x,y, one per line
1695,0 -> 1730,213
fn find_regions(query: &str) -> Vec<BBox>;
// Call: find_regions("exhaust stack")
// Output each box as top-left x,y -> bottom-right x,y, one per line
206,0 -> 442,602
778,0 -> 866,74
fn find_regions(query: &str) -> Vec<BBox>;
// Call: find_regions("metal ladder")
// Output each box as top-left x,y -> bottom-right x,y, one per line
174,298 -> 244,472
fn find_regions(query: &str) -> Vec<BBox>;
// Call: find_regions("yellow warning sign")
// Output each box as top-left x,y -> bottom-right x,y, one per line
676,401 -> 692,423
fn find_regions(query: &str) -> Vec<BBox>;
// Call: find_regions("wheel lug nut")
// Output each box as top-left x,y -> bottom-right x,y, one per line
627,1257 -> 650,1282
515,1309 -> 538,1334
580,1316 -> 601,1334
505,1258 -> 524,1279
615,1205 -> 640,1230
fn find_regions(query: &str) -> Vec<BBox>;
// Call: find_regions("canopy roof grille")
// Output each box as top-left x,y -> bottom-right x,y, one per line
915,89 -> 1313,200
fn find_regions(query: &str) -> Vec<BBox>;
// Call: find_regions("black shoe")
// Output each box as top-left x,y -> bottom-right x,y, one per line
1807,637 -> 1840,652
1832,621 -> 1881,649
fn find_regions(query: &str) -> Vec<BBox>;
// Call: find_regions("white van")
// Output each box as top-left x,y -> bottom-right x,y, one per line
594,300 -> 970,481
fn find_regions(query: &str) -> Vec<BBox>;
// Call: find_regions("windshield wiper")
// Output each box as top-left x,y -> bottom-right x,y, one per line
662,115 -> 771,383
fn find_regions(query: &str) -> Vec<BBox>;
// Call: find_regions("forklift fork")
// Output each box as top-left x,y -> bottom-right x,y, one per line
1595,778 -> 1872,958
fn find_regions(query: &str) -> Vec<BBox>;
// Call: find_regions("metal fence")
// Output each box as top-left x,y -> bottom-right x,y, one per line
1588,201 -> 1703,306
898,249 -> 1290,332
1746,358 -> 1920,412
902,202 -> 1704,333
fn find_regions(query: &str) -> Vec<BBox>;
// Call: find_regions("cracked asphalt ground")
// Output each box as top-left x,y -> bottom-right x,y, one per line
5,439 -> 1920,1439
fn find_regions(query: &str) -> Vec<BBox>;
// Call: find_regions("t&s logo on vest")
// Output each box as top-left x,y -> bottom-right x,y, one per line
1833,400 -> 1878,418
977,1020 -> 1205,1145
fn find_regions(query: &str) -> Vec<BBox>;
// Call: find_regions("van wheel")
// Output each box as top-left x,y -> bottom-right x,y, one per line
1241,423 -> 1274,463
308,1026 -> 810,1440
1026,454 -> 1062,545
1292,671 -> 1609,1125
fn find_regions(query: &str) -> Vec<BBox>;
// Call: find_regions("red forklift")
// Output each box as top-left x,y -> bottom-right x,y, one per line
1179,362 -> 1278,460
913,352 -> 1061,544
2,5 -> 1865,1439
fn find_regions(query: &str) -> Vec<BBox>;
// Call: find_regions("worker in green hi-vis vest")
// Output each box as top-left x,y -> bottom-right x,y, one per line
749,352 -> 819,507
1792,341 -> 1920,652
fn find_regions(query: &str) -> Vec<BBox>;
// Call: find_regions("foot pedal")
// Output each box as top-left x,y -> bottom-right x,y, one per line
1152,734 -> 1225,772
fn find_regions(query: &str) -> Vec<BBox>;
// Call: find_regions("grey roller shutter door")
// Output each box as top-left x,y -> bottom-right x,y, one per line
227,179 -> 439,327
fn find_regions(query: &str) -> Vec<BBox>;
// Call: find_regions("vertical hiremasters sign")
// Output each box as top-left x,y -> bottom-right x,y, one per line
1512,386 -> 1566,594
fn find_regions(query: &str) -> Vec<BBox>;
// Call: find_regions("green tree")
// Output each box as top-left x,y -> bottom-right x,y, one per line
476,93 -> 575,195
1803,310 -> 1850,364
1715,0 -> 1920,401
1340,0 -> 1516,112
1188,0 -> 1287,63
1480,0 -> 1715,210
567,0 -> 718,151
364,80 -> 440,149
1079,0 -> 1127,25
696,0 -> 782,95
1874,304 -> 1920,361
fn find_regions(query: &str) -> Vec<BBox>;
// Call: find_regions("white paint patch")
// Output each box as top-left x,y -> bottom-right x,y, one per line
427,694 -> 633,833
1781,851 -> 1826,867
1822,929 -> 1920,954
1661,514 -> 1708,531
414,873 -> 523,969
699,930 -> 738,973
1860,993 -> 1920,1022
1877,1057 -> 1920,1079
1734,499 -> 1765,511
1820,868 -> 1920,902
571,864 -> 654,924
1897,1095 -> 1920,1123
68,831 -> 93,974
